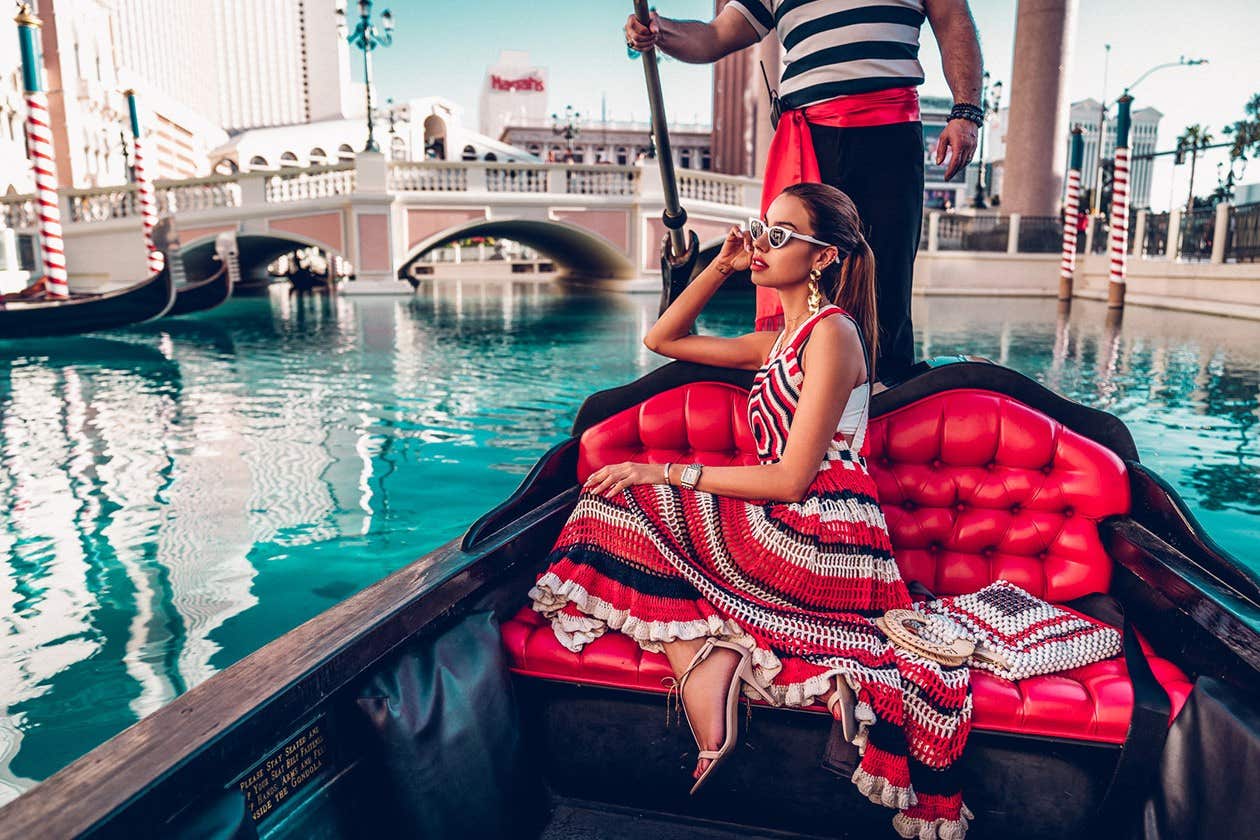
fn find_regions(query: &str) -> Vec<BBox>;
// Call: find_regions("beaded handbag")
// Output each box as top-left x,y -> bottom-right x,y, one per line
919,580 -> 1122,681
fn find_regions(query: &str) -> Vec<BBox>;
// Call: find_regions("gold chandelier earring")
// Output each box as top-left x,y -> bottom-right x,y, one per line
807,268 -> 823,314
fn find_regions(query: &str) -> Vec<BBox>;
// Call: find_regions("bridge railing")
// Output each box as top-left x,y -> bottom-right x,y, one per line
157,172 -> 243,213
265,163 -> 356,203
678,170 -> 760,209
0,195 -> 36,230
388,161 -> 643,197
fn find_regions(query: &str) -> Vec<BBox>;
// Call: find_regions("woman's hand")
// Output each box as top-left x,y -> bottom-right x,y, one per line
713,224 -> 754,275
583,462 -> 664,498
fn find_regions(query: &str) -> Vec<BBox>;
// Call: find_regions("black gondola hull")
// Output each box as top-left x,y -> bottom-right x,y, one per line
0,268 -> 176,339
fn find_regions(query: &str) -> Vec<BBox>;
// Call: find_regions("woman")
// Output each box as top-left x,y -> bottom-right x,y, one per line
530,184 -> 972,839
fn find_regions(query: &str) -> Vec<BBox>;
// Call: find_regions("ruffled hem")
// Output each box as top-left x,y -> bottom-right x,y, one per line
530,574 -> 786,691
852,766 -> 916,811
892,804 -> 974,840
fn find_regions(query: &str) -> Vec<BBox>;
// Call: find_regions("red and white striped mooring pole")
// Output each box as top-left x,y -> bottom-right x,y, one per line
1059,126 -> 1084,301
15,4 -> 68,298
1107,94 -> 1134,309
125,89 -> 165,275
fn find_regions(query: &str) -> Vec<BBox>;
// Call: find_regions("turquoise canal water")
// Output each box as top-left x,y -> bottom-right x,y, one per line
0,281 -> 1257,801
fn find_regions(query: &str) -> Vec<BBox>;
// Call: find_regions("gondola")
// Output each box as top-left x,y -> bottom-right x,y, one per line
0,262 -> 176,339
166,232 -> 238,318
0,356 -> 1254,840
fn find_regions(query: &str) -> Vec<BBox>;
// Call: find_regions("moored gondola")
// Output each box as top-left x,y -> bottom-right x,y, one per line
166,232 -> 239,318
0,356 -> 1254,840
0,262 -> 176,339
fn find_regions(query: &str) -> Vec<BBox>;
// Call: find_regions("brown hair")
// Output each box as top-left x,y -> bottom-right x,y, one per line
781,182 -> 878,378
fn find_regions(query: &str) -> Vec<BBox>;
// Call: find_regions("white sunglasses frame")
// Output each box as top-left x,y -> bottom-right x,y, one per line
748,217 -> 834,250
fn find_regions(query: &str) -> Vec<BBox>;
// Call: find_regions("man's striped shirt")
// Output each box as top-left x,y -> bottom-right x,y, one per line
729,0 -> 927,109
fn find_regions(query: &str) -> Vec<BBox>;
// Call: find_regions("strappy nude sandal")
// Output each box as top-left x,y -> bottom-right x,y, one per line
676,637 -> 776,795
826,677 -> 858,743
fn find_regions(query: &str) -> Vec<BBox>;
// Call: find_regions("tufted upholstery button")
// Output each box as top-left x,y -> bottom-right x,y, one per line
956,502 -> 967,512
903,500 -> 916,511
931,459 -> 943,469
982,547 -> 996,557
1010,503 -> 1021,513
930,542 -> 942,552
1064,507 -> 1074,518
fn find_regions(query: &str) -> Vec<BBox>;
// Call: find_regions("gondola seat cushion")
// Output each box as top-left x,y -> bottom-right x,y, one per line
508,383 -> 1192,743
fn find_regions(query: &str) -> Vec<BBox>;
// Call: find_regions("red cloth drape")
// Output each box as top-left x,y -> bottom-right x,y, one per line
755,87 -> 922,331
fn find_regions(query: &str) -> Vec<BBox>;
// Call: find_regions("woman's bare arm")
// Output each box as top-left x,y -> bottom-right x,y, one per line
643,227 -> 776,370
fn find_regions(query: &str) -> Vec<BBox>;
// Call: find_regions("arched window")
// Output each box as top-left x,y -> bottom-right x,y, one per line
527,143 -> 541,155
461,144 -> 477,161
280,151 -> 300,168
213,157 -> 239,175
483,152 -> 497,161
249,155 -> 270,169
309,146 -> 327,165
337,144 -> 355,161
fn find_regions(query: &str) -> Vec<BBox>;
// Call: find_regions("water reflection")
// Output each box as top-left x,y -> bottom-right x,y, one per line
0,283 -> 1256,803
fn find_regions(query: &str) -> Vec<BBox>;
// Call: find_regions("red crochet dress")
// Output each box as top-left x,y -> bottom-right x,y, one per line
530,306 -> 974,838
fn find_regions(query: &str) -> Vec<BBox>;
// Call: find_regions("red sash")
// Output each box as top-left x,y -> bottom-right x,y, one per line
755,87 -> 921,331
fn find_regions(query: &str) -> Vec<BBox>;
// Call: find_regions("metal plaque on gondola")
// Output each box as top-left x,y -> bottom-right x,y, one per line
237,719 -> 330,822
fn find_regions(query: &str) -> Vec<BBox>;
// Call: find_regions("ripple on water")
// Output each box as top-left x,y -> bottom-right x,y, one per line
0,287 -> 1257,803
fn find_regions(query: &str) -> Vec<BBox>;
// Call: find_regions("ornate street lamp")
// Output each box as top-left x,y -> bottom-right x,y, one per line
972,71 -> 1003,208
337,1 -> 394,153
551,105 -> 581,160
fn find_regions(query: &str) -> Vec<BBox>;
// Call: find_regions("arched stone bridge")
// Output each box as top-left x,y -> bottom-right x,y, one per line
0,155 -> 761,289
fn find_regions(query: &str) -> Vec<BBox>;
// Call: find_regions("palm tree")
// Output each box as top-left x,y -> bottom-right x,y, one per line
1177,124 -> 1215,214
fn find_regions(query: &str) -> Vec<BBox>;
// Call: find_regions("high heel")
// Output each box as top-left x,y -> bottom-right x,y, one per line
676,638 -> 776,795
826,677 -> 858,743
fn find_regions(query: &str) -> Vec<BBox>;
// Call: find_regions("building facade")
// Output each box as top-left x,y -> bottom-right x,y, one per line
500,119 -> 712,169
987,98 -> 1162,211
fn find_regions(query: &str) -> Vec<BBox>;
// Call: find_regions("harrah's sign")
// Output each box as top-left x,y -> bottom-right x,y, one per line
490,74 -> 545,93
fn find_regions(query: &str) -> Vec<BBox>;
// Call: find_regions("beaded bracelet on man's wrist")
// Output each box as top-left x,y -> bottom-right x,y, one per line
949,103 -> 985,128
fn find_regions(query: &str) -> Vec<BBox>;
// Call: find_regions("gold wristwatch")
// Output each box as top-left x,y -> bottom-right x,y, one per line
680,463 -> 703,490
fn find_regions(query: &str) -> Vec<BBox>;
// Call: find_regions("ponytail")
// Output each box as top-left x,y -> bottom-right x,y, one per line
830,236 -> 878,380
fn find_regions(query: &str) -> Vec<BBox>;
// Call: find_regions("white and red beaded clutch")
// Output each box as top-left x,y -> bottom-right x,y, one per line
919,580 -> 1122,681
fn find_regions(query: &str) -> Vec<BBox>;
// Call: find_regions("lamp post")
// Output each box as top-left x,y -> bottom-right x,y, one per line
972,71 -> 1003,208
337,1 -> 394,154
1092,55 -> 1207,213
551,105 -> 581,161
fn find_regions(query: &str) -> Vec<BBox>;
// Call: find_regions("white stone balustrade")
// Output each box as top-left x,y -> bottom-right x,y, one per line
264,163 -> 356,203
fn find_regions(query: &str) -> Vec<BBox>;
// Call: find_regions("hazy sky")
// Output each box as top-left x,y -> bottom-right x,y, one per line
362,1 -> 1260,209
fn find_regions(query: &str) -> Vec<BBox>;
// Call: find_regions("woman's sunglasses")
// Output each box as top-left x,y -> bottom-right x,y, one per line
748,217 -> 834,250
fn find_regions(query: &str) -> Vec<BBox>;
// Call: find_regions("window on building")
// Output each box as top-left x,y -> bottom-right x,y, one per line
462,145 -> 478,161
249,155 -> 270,169
616,146 -> 629,165
527,143 -> 541,155
309,147 -> 328,165
483,152 -> 498,161
700,149 -> 712,171
680,148 -> 692,169
280,151 -> 300,168
337,144 -> 355,161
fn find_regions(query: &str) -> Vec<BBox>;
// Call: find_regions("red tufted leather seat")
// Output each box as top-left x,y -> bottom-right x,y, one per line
504,382 -> 1192,743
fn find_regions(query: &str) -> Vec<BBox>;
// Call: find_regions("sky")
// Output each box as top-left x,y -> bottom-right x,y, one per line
361,1 -> 1260,210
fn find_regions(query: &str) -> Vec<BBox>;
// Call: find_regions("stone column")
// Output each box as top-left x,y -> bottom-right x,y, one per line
1000,0 -> 1079,216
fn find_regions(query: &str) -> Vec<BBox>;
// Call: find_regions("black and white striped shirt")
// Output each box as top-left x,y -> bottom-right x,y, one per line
729,0 -> 927,109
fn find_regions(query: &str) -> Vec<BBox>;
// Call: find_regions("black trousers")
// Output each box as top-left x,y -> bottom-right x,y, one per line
808,121 -> 924,383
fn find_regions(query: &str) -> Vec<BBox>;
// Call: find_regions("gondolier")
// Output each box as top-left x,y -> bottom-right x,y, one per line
626,0 -> 984,385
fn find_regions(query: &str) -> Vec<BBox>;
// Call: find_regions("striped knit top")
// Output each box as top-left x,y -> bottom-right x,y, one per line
729,0 -> 927,109
747,305 -> 871,470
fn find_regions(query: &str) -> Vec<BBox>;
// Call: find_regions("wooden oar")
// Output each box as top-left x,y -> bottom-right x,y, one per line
632,0 -> 700,312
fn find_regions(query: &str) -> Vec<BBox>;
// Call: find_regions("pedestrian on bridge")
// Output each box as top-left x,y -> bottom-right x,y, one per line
626,0 -> 984,385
